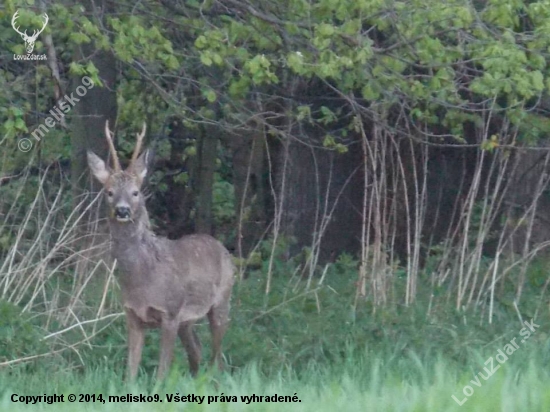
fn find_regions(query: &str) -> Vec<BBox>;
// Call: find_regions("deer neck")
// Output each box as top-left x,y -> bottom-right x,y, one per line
109,217 -> 147,244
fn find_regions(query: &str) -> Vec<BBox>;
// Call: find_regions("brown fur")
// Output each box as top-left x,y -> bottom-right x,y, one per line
87,123 -> 234,380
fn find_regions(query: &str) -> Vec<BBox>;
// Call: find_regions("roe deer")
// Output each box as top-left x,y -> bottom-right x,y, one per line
87,121 -> 235,380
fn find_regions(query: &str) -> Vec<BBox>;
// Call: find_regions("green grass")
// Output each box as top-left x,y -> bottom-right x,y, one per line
1,352 -> 550,411
1,263 -> 549,411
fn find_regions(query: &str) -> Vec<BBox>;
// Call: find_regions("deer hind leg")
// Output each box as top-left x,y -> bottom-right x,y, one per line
125,309 -> 145,381
157,317 -> 178,380
207,302 -> 230,371
178,322 -> 202,376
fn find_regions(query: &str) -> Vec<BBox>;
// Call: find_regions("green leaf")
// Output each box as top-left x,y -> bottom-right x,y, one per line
361,84 -> 379,100
481,135 -> 499,151
195,35 -> 208,49
200,53 -> 213,66
204,89 -> 217,103
4,119 -> 14,133
14,118 -> 27,131
212,53 -> 223,66
317,24 -> 335,37
69,62 -> 85,75
531,71 -> 544,91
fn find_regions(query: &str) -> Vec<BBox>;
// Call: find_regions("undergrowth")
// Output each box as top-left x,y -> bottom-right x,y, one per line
1,263 -> 548,378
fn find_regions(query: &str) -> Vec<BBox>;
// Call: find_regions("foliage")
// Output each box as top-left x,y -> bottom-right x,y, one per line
3,0 -> 550,160
212,173 -> 236,230
0,300 -> 46,364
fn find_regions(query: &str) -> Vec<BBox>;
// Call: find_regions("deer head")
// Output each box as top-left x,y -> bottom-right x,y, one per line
87,121 -> 149,223
12,10 -> 49,54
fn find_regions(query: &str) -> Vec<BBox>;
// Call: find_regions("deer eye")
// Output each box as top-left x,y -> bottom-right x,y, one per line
132,191 -> 139,197
107,190 -> 114,197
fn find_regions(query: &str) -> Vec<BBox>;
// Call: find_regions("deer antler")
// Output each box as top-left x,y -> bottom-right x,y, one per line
11,10 -> 27,38
130,123 -> 147,166
105,120 -> 121,172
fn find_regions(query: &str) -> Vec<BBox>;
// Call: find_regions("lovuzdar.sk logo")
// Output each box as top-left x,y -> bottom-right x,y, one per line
11,9 -> 48,61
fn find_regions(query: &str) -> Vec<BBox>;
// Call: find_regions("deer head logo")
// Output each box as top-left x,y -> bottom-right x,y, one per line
11,10 -> 49,54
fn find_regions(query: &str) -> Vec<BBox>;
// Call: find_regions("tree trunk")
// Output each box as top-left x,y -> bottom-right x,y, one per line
158,117 -> 196,239
70,1 -> 117,199
69,0 -> 118,285
195,125 -> 218,234
231,126 -> 267,258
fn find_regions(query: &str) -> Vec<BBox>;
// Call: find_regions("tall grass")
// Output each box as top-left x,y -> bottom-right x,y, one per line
1,351 -> 550,411
0,168 -> 123,369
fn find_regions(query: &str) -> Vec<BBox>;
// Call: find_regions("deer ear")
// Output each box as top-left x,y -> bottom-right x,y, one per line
133,149 -> 151,184
87,151 -> 110,184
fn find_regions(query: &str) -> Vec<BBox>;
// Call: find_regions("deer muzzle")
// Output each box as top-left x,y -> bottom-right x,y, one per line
114,205 -> 131,221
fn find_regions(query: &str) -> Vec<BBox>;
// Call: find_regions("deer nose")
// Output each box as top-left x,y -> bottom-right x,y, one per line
115,206 -> 131,219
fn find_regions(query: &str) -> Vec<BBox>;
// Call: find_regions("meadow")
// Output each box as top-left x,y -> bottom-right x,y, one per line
1,269 -> 548,412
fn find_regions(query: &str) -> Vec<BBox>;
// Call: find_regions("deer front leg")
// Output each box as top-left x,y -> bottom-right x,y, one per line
157,318 -> 178,379
125,309 -> 145,381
